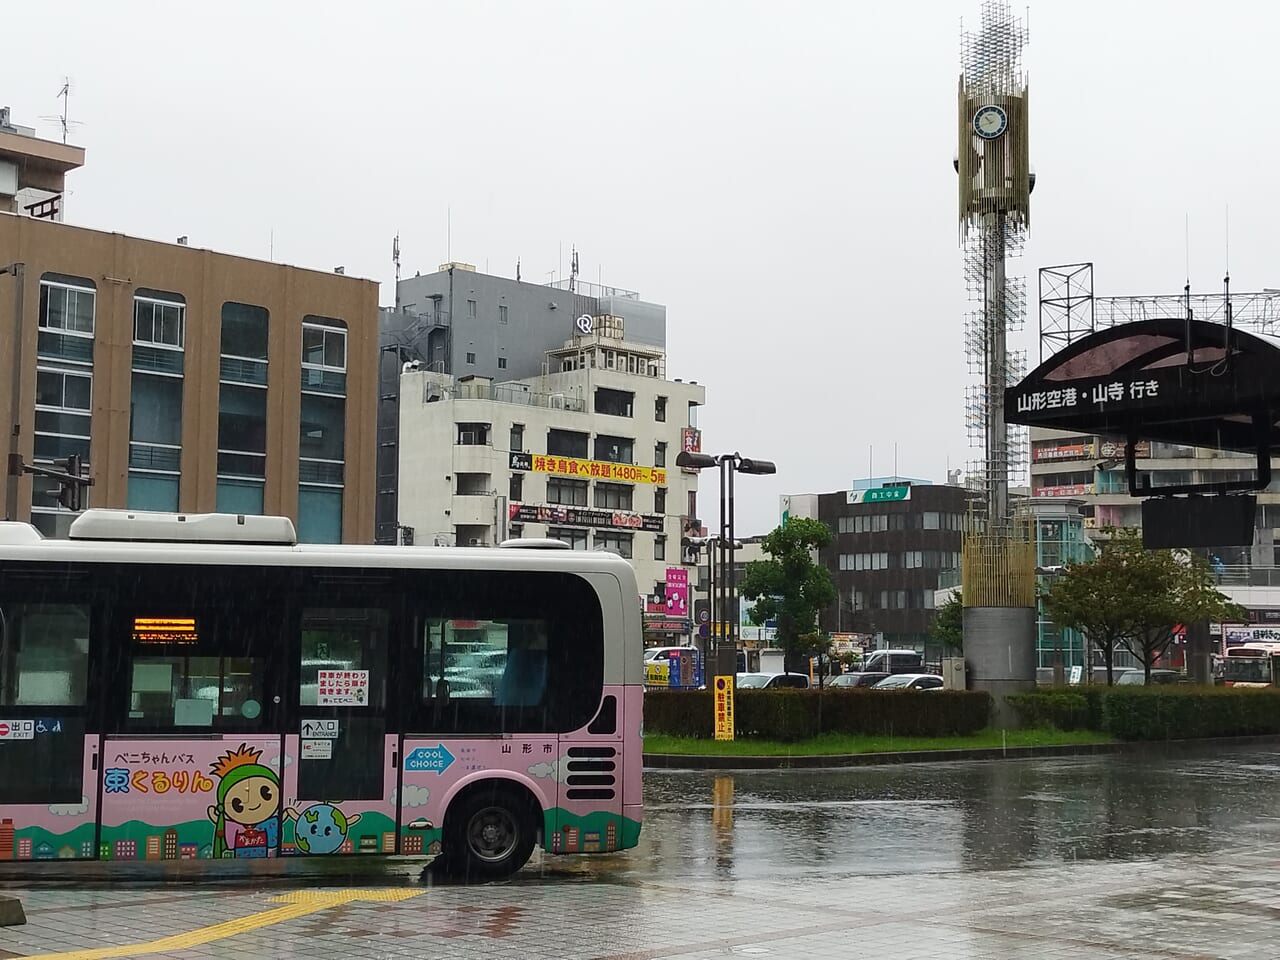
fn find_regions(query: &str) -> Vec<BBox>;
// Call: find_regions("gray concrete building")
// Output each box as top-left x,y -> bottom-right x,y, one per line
376,262 -> 668,543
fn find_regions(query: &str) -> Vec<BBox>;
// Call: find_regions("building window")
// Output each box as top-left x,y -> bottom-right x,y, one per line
134,296 -> 184,349
594,482 -> 633,511
510,473 -> 523,501
904,550 -> 924,569
548,478 -> 588,506
129,291 -> 186,512
497,356 -> 507,369
302,320 -> 346,375
298,316 -> 346,543
457,423 -> 490,445
594,434 -> 633,464
923,511 -> 940,530
654,535 -> 666,561
596,531 -> 634,558
547,429 -> 589,458
655,396 -> 667,422
499,304 -> 509,324
33,276 -> 97,532
510,423 -> 524,452
38,279 -> 95,336
595,387 -> 634,418
508,523 -> 523,539
655,487 -> 667,513
655,442 -> 666,468
466,352 -> 476,364
216,303 -> 268,515
548,527 -> 588,550
467,299 -> 477,318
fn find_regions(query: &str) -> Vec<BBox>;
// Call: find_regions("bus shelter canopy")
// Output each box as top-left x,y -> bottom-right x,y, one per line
1005,317 -> 1280,457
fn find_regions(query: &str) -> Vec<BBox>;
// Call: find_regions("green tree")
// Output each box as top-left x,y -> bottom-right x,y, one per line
932,590 -> 964,652
740,517 -> 837,674
1045,528 -> 1242,685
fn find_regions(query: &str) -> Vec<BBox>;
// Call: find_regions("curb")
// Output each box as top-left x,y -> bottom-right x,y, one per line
0,895 -> 24,926
642,733 -> 1280,770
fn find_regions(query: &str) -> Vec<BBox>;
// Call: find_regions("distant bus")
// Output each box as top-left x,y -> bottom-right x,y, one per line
0,510 -> 642,880
1222,645 -> 1280,688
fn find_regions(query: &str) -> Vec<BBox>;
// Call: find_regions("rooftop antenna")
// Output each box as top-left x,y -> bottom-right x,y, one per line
1224,204 -> 1232,353
569,246 -> 579,293
516,257 -> 521,282
447,206 -> 451,264
40,78 -> 82,144
393,234 -> 401,311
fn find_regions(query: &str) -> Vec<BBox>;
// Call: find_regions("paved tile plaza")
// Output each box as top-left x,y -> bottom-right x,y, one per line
2,748 -> 1279,959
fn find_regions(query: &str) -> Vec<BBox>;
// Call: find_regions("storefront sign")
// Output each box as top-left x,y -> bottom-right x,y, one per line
643,618 -> 690,633
846,486 -> 910,504
1222,624 -> 1280,647
509,452 -> 666,485
1032,441 -> 1094,462
713,676 -> 734,741
316,670 -> 369,707
1034,483 -> 1095,497
1097,438 -> 1151,459
508,502 -> 664,532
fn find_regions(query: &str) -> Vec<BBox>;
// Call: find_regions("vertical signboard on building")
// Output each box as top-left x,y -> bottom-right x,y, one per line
664,567 -> 688,618
680,428 -> 702,473
713,676 -> 734,741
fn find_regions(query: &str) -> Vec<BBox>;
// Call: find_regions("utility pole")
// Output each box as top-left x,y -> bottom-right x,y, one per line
3,263 -> 25,522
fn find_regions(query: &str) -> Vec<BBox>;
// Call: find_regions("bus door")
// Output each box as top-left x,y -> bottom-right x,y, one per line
0,567 -> 101,860
99,566 -> 287,860
395,570 -> 614,868
281,586 -> 398,857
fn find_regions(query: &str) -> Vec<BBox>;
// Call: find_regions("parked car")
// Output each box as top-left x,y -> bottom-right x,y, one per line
871,673 -> 945,691
826,671 -> 891,689
735,672 -> 810,690
1115,668 -> 1185,686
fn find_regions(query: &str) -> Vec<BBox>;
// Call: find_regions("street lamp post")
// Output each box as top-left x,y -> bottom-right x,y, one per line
677,450 -> 776,682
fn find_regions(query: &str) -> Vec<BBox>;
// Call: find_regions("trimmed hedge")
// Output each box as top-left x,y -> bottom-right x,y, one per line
1006,692 -> 1091,731
1103,687 -> 1280,740
1007,686 -> 1280,740
643,689 -> 992,742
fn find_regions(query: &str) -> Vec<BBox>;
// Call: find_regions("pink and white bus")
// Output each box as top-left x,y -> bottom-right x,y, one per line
0,509 -> 643,879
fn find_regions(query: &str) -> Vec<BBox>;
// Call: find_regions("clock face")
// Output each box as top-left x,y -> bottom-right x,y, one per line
973,105 -> 1008,139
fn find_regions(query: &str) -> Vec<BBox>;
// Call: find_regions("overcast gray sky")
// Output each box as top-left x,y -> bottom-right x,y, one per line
6,1 -> 1277,534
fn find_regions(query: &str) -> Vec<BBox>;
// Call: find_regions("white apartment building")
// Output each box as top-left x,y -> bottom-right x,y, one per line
397,315 -> 707,606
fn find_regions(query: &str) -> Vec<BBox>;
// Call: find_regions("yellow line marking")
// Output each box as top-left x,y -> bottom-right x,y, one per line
20,887 -> 423,960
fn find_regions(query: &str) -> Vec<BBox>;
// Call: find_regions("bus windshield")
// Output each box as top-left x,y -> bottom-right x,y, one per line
1223,657 -> 1269,684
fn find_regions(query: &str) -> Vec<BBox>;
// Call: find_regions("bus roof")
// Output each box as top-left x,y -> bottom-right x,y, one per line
0,512 -> 638,582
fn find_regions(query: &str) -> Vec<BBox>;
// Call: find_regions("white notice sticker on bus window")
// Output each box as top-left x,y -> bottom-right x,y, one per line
316,669 -> 370,707
301,739 -> 332,761
0,720 -> 35,740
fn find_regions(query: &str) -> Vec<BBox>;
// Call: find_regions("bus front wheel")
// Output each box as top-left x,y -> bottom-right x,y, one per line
437,785 -> 537,881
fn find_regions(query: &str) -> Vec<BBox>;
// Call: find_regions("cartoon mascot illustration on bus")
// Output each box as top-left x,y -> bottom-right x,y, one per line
284,802 -> 362,855
207,744 -> 282,858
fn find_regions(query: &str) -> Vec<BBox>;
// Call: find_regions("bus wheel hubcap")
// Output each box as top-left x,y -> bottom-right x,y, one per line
468,806 -> 517,862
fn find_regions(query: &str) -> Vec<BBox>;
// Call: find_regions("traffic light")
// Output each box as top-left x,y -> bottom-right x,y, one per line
52,455 -> 83,512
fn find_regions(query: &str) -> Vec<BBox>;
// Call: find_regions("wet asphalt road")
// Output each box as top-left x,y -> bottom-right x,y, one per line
625,745 -> 1280,883
5,746 -> 1280,959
